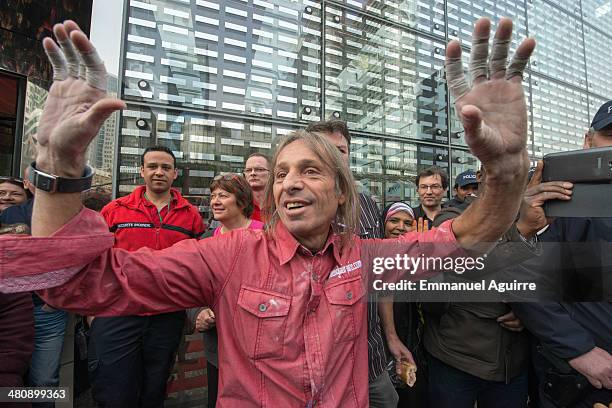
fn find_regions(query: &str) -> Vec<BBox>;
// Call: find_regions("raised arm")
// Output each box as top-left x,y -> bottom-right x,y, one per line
32,21 -> 125,236
1,208 -> 237,315
446,18 -> 536,250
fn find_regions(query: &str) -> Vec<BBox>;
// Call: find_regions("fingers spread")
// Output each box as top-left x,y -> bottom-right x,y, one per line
446,40 -> 469,100
469,17 -> 491,85
488,18 -> 513,79
70,30 -> 108,91
43,37 -> 68,81
54,23 -> 80,77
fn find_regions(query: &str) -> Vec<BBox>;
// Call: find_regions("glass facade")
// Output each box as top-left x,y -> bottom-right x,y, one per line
0,0 -> 92,178
116,0 -> 612,214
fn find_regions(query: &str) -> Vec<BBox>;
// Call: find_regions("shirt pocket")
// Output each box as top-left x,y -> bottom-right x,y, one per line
324,275 -> 366,343
236,285 -> 291,360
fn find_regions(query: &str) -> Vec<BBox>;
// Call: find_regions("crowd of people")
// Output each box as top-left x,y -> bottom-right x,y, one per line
0,15 -> 610,408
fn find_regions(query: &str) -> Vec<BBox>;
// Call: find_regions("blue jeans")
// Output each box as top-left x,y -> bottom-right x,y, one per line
428,354 -> 528,408
28,295 -> 68,408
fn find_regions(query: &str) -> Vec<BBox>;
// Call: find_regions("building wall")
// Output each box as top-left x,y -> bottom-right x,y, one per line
0,0 -> 93,87
112,0 -> 612,404
0,0 -> 93,176
116,0 -> 612,213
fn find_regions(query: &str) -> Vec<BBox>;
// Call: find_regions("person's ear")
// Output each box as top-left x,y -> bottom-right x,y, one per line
583,131 -> 592,149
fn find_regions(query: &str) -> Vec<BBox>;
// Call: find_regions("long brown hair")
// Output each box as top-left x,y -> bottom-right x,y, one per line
262,130 -> 358,249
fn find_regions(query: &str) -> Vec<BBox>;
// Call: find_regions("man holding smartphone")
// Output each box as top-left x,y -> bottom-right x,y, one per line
512,100 -> 612,407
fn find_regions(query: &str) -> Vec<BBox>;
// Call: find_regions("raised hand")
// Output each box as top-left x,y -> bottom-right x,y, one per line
36,20 -> 125,178
411,217 -> 430,233
446,18 -> 536,179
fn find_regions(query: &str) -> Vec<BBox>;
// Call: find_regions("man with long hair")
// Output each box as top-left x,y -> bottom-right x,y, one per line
1,17 -> 536,407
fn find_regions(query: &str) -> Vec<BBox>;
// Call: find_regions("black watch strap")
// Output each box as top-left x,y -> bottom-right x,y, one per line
28,162 -> 94,193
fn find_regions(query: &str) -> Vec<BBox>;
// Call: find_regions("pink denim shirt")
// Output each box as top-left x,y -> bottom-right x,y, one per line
0,208 -> 459,407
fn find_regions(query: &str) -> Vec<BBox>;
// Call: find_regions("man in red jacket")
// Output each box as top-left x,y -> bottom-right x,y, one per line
88,145 -> 204,408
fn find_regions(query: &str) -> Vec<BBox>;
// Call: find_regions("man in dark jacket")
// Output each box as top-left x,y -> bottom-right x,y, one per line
381,161 -> 570,408
412,166 -> 448,229
445,169 -> 478,210
512,100 -> 612,408
87,146 -> 204,408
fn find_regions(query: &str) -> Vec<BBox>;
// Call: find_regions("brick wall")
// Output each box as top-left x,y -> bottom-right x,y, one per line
165,333 -> 208,407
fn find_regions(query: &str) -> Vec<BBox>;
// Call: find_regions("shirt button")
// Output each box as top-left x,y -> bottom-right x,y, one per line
258,303 -> 267,312
312,273 -> 318,281
346,291 -> 353,300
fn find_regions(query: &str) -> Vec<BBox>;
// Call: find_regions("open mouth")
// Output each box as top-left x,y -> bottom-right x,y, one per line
284,200 -> 309,211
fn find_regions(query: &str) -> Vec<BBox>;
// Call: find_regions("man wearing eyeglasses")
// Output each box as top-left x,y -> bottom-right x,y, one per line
243,153 -> 270,222
413,166 -> 449,229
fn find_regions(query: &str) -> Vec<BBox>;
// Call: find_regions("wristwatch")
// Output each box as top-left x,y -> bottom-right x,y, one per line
28,162 -> 94,193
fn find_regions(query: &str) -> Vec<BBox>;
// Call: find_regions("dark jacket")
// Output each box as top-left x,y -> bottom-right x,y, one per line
411,205 -> 434,229
422,206 -> 537,382
510,218 -> 612,406
517,217 -> 612,301
101,186 -> 204,251
0,199 -> 34,227
512,217 -> 612,360
443,196 -> 471,211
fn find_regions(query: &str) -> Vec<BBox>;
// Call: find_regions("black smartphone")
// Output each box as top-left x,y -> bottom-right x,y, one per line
542,146 -> 612,183
542,147 -> 612,218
